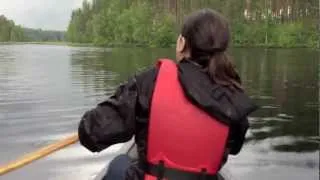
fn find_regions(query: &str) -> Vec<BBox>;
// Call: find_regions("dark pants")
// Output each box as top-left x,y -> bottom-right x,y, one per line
103,154 -> 131,180
103,154 -> 225,180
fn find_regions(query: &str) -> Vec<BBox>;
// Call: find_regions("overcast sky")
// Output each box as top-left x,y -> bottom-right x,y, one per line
0,0 -> 90,31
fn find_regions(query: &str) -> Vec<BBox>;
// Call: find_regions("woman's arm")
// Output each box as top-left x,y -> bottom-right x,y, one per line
228,117 -> 249,155
78,78 -> 138,152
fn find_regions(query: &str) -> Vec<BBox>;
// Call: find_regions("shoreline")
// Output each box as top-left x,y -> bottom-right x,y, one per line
0,41 -> 94,47
0,41 -> 318,49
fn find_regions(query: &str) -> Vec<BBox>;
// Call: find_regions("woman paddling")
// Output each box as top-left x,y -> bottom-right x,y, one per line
78,9 -> 257,180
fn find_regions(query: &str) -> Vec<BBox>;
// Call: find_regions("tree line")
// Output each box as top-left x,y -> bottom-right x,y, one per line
67,0 -> 320,48
67,0 -> 176,47
0,15 -> 66,42
23,28 -> 65,42
0,15 -> 24,42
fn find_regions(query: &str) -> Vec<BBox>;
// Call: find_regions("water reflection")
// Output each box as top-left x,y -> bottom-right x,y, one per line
70,48 -> 175,95
71,47 -> 319,153
0,45 -> 318,179
0,45 -> 125,180
234,48 -> 319,153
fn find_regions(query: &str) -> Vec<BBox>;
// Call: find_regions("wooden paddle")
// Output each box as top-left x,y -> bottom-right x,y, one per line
0,133 -> 79,176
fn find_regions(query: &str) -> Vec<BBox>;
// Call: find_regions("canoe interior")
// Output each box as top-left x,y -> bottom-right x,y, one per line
94,140 -> 232,180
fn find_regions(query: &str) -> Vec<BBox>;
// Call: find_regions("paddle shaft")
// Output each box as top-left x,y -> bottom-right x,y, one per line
0,134 -> 79,176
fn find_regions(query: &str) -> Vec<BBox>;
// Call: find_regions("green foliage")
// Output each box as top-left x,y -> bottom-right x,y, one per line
150,14 -> 176,47
232,22 -> 267,46
23,28 -> 65,42
233,21 -> 319,48
92,0 -> 124,45
274,23 -> 304,48
67,0 -> 177,47
67,0 -> 320,48
117,2 -> 152,45
0,14 -> 65,42
67,8 -> 89,43
0,15 -> 25,42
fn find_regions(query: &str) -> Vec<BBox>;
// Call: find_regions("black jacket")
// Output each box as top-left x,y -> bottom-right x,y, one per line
78,60 -> 257,180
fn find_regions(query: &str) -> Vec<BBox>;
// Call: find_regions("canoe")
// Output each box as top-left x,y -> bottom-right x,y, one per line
94,140 -> 137,180
94,140 -> 233,180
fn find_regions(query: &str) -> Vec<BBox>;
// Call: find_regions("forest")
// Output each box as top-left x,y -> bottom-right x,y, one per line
0,15 -> 24,42
23,28 -> 65,42
0,15 -> 65,42
67,0 -> 320,48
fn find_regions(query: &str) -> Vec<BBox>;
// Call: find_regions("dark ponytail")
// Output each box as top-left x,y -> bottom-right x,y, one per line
181,9 -> 242,91
208,52 -> 242,91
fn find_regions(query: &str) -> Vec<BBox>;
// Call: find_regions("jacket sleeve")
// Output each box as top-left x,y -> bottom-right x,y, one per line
78,77 -> 138,152
228,117 -> 249,155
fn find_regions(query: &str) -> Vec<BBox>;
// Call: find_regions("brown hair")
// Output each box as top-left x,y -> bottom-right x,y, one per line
181,9 -> 242,90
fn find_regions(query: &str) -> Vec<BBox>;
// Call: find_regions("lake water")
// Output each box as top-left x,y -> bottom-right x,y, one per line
0,44 -> 318,180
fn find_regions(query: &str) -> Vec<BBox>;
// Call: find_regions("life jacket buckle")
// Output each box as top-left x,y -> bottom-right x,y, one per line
200,168 -> 207,180
157,160 -> 165,180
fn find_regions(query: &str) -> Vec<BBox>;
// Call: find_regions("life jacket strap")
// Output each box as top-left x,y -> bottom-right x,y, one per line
146,162 -> 218,180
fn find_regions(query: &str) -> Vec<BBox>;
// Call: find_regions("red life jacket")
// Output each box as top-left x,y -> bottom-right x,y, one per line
145,59 -> 229,180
